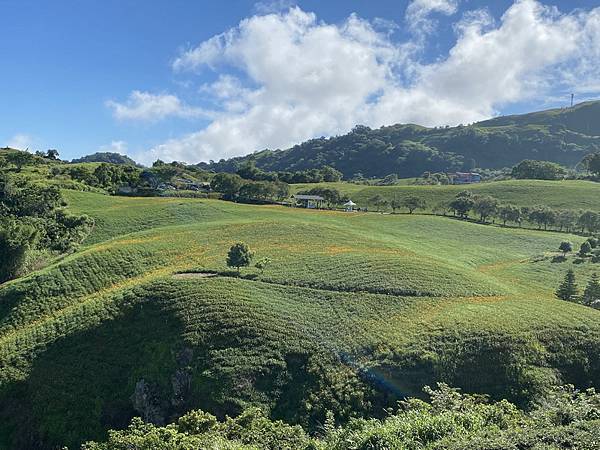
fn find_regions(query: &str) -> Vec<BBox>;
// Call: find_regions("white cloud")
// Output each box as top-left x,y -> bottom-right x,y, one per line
136,0 -> 600,164
406,0 -> 459,33
98,140 -> 128,154
253,0 -> 295,15
106,91 -> 207,121
6,133 -> 34,150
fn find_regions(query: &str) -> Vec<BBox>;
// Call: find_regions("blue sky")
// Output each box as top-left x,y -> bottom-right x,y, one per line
2,0 -> 600,164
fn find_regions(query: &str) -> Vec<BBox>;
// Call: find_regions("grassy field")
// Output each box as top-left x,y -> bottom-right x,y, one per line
291,179 -> 600,211
1,189 -> 600,448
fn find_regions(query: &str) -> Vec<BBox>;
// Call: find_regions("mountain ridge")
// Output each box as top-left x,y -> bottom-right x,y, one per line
198,101 -> 600,178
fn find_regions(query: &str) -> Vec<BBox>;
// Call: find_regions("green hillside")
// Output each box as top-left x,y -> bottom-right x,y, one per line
291,179 -> 600,211
199,101 -> 600,177
2,189 -> 600,448
478,100 -> 600,136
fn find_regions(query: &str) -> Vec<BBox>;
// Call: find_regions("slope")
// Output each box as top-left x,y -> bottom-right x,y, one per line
1,192 -> 600,448
291,179 -> 600,211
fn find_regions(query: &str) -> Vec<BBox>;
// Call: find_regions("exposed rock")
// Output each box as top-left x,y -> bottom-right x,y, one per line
131,379 -> 166,425
176,347 -> 193,366
171,368 -> 192,409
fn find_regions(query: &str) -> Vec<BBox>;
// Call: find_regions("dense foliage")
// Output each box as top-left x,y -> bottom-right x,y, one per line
210,172 -> 290,203
236,160 -> 343,184
85,384 -> 600,450
511,159 -> 567,180
0,174 -> 93,282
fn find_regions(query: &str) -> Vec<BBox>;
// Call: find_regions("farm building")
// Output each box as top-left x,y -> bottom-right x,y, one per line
293,194 -> 325,209
450,172 -> 481,184
344,200 -> 356,212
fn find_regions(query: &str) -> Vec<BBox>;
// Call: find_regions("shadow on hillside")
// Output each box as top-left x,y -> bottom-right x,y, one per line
0,298 -> 186,450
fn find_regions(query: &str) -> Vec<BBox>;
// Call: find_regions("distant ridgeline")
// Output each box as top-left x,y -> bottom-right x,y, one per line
198,101 -> 600,178
71,152 -> 139,166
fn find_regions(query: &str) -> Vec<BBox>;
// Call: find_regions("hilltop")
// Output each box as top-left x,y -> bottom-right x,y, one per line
199,101 -> 600,178
71,152 -> 139,166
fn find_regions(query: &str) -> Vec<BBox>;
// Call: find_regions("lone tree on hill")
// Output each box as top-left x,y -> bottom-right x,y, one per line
401,195 -> 427,214
227,242 -> 253,273
582,273 -> 600,306
559,241 -> 573,256
556,269 -> 578,302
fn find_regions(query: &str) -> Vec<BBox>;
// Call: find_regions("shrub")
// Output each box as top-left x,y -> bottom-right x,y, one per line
580,241 -> 592,257
559,241 -> 573,255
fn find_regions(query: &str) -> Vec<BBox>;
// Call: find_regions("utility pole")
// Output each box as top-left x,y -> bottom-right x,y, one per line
571,93 -> 574,108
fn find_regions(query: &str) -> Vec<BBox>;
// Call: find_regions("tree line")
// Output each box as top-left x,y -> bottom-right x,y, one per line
432,190 -> 600,234
348,189 -> 600,235
234,161 -> 343,184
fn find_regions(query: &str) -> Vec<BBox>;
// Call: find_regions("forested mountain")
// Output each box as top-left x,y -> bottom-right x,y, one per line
199,101 -> 600,178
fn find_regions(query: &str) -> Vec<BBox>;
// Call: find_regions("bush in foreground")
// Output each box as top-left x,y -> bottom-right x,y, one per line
83,385 -> 600,450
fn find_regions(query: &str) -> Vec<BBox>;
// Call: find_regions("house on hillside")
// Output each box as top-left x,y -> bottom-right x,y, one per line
116,185 -> 137,195
292,194 -> 325,209
450,172 -> 481,184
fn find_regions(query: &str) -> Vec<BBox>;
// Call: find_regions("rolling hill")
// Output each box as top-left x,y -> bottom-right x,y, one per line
199,101 -> 600,178
290,179 -> 600,212
2,187 -> 600,448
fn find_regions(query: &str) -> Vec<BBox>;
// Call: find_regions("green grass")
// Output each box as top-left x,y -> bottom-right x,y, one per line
1,190 -> 600,448
291,179 -> 600,211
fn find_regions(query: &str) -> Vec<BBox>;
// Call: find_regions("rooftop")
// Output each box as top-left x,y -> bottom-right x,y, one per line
293,194 -> 325,201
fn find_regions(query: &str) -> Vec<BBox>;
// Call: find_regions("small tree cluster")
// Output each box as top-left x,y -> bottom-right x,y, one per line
211,173 -> 290,203
511,160 -> 567,180
0,174 -> 93,282
556,269 -> 600,307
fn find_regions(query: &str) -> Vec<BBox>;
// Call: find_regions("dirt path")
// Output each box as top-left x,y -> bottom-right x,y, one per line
172,272 -> 218,279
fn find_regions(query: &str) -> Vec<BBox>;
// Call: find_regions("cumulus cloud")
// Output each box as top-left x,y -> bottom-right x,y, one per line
406,0 -> 459,34
253,0 -> 296,15
106,91 -> 206,121
6,133 -> 34,150
133,0 -> 600,164
98,140 -> 128,154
